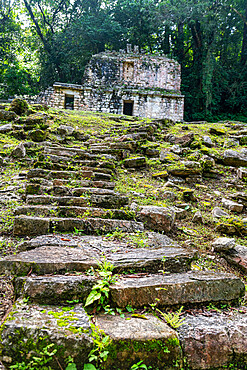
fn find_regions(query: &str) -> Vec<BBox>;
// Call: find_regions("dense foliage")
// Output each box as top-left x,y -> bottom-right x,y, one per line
0,0 -> 247,121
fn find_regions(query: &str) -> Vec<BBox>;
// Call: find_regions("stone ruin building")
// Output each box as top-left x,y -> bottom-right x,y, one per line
40,45 -> 184,121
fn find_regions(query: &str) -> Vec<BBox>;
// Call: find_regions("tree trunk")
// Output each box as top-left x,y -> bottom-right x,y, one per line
241,4 -> 247,65
162,26 -> 170,55
190,20 -> 204,112
176,22 -> 184,64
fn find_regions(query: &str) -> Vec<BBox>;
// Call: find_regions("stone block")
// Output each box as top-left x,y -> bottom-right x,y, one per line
0,300 -> 93,370
237,167 -> 247,180
13,215 -> 50,236
177,313 -> 247,369
15,275 -> 95,304
123,156 -> 146,168
212,237 -> 235,252
110,271 -> 245,308
0,109 -> 17,121
212,207 -> 230,218
96,314 -> 182,370
138,205 -> 175,232
222,198 -> 243,213
223,150 -> 247,167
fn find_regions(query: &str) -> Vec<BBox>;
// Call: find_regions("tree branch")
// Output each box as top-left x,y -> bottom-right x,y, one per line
37,3 -> 54,34
23,0 -> 51,53
52,0 -> 67,23
230,6 -> 247,26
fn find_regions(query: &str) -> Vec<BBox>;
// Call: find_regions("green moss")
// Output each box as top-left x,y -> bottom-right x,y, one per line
103,336 -> 182,370
190,138 -> 202,149
152,171 -> 168,178
9,98 -> 29,115
216,217 -> 247,235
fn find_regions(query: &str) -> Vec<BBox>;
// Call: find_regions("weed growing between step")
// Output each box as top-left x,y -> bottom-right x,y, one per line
84,259 -> 116,311
156,307 -> 185,329
105,229 -> 149,248
83,324 -> 112,370
3,335 -> 76,370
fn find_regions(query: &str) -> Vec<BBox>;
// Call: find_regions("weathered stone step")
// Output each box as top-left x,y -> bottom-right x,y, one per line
15,205 -> 135,220
90,147 -> 120,154
43,155 -> 115,169
52,179 -> 116,189
26,195 -> 88,206
89,144 -> 111,149
45,145 -> 113,160
76,166 -> 114,175
28,177 -> 115,190
2,302 -> 247,370
95,313 -> 182,370
44,146 -> 93,158
13,215 -> 143,236
26,184 -> 116,196
40,155 -> 115,174
110,271 -> 245,308
15,275 -> 96,304
72,187 -> 115,196
27,169 -> 116,189
34,162 -> 113,179
0,233 -> 195,275
0,300 -> 93,370
28,168 -> 112,181
27,168 -> 79,179
109,141 -> 137,151
26,193 -> 129,208
13,231 -> 180,250
177,311 -> 247,369
223,149 -> 247,167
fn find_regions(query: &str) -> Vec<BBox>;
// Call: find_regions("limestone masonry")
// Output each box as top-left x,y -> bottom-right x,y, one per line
39,46 -> 184,121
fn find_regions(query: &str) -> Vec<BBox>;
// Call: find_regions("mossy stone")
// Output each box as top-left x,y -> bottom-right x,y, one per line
9,98 -> 29,116
28,129 -> 47,142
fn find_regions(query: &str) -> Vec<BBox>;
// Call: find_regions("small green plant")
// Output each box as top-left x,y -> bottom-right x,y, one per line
105,227 -> 125,240
126,304 -> 135,313
84,258 -> 116,311
65,357 -> 77,370
84,324 -> 112,370
83,364 -> 97,370
206,303 -> 222,312
9,343 -> 57,370
74,227 -> 84,235
126,231 -> 149,248
157,306 -> 185,329
131,360 -> 152,370
103,305 -> 125,318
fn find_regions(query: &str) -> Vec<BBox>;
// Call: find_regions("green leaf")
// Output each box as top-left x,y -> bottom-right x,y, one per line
65,364 -> 77,370
83,364 -> 97,370
102,335 -> 110,344
131,314 -> 148,320
85,291 -> 101,307
99,350 -> 109,358
93,282 -> 105,289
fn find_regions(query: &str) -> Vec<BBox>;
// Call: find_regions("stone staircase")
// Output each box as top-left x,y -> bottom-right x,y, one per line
0,122 -> 247,370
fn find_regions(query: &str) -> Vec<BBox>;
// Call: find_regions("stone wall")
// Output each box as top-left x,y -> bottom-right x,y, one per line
52,84 -> 83,110
37,49 -> 184,121
36,87 -> 55,106
83,52 -> 181,92
81,87 -> 184,121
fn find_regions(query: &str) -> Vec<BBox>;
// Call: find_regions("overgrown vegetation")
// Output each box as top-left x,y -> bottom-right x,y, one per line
1,0 -> 247,121
0,106 -> 247,369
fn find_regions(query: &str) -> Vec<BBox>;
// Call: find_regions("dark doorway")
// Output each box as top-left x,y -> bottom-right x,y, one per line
123,101 -> 134,116
65,95 -> 74,110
